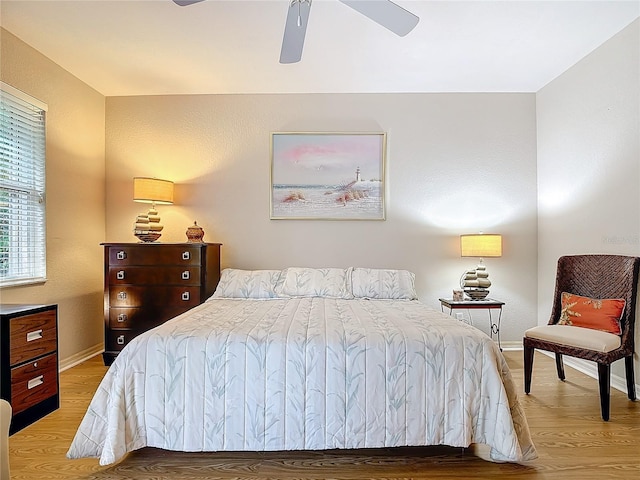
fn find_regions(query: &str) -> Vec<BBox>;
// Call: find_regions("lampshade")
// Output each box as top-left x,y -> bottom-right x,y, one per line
460,234 -> 502,258
133,177 -> 174,205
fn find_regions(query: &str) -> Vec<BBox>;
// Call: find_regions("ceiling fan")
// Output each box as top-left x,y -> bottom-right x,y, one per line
173,0 -> 419,64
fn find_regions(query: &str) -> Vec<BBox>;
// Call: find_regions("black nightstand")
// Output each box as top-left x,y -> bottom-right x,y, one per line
439,298 -> 504,350
0,304 -> 59,434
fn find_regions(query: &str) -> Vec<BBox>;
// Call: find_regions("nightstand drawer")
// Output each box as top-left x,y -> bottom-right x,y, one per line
108,246 -> 202,266
109,286 -> 201,307
108,266 -> 202,286
11,353 -> 58,415
9,310 -> 57,365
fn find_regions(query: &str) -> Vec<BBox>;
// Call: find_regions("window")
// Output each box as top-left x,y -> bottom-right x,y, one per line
0,82 -> 47,287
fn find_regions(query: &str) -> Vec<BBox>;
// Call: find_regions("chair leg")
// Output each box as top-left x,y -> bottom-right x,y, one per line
523,345 -> 534,394
597,363 -> 611,421
625,355 -> 636,401
555,353 -> 565,381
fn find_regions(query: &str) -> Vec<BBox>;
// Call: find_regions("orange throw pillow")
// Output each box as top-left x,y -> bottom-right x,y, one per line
557,292 -> 625,335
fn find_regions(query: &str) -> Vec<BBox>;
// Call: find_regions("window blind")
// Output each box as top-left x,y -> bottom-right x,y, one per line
0,82 -> 47,286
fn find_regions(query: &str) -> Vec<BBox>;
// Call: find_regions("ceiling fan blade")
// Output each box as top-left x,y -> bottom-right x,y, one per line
339,0 -> 419,36
173,0 -> 206,6
280,0 -> 312,64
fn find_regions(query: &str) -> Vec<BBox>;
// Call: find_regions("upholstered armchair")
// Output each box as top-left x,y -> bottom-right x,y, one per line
523,255 -> 640,421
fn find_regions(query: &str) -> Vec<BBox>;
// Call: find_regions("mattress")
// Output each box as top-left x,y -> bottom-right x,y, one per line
67,297 -> 536,465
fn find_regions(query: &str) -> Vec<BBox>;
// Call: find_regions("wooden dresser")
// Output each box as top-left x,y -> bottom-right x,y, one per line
102,243 -> 222,365
0,304 -> 59,434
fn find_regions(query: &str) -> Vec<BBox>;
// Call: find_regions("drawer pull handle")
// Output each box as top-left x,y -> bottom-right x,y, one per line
182,251 -> 191,260
182,271 -> 190,280
117,335 -> 125,345
116,270 -> 125,280
118,292 -> 127,300
28,375 -> 44,390
27,330 -> 43,342
116,251 -> 127,260
117,313 -> 128,323
181,292 -> 190,301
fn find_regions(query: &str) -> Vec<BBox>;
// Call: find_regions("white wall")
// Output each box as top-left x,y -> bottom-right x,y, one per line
0,29 -> 106,366
105,92 -> 538,344
537,20 -> 640,379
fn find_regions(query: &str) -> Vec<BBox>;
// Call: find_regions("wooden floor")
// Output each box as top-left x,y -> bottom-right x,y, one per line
7,351 -> 640,479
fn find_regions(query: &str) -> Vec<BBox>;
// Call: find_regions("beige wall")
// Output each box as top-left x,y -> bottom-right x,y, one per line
105,92 -> 539,344
0,29 -> 106,366
537,20 -> 640,383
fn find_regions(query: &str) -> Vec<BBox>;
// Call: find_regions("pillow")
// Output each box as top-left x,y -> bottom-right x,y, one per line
351,268 -> 418,300
211,269 -> 282,299
275,267 -> 353,299
557,292 -> 625,335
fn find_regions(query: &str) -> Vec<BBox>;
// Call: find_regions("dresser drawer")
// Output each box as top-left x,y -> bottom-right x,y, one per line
9,310 -> 57,366
106,330 -> 133,352
106,330 -> 143,352
109,307 -> 146,328
109,305 -> 196,329
108,266 -> 201,286
109,286 -> 201,308
108,245 -> 202,266
11,353 -> 58,415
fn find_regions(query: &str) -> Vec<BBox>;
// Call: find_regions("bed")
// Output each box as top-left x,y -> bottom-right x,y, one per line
67,267 -> 537,465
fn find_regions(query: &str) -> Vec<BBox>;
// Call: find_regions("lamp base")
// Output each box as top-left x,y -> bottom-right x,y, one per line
464,288 -> 490,300
134,232 -> 161,242
133,207 -> 164,243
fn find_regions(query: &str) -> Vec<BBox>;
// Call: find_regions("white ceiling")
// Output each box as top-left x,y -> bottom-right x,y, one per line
1,0 -> 638,96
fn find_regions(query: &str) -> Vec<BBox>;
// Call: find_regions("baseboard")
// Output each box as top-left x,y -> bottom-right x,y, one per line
59,343 -> 104,372
499,340 -> 523,351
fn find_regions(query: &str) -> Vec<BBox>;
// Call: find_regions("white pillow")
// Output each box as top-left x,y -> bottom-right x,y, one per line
211,269 -> 282,299
351,268 -> 417,300
275,267 -> 353,299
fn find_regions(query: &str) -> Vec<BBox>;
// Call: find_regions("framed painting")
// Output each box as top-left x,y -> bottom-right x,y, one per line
270,132 -> 386,220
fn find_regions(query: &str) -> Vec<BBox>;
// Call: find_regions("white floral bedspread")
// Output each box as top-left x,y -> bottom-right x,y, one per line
67,298 -> 536,465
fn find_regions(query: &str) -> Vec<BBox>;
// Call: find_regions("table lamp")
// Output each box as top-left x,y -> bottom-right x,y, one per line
133,177 -> 174,242
460,233 -> 502,300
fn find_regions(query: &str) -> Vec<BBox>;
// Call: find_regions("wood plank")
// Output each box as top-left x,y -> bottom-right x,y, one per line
6,351 -> 640,479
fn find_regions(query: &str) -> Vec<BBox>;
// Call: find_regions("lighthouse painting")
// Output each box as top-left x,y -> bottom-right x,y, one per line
271,132 -> 386,220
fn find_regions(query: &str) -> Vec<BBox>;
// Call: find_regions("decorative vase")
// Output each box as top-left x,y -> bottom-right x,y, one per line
186,221 -> 205,243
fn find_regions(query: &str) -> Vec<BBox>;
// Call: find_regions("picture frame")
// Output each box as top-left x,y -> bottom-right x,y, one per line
270,132 -> 386,220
